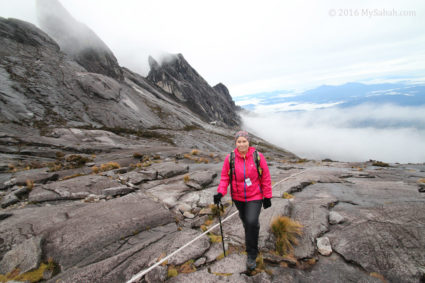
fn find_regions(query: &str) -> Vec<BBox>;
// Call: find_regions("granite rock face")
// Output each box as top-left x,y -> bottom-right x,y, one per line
36,0 -> 123,80
147,54 -> 240,126
0,16 -> 238,132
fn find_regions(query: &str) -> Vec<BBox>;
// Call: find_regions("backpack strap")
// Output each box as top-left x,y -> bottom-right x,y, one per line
253,150 -> 263,179
228,152 -> 235,199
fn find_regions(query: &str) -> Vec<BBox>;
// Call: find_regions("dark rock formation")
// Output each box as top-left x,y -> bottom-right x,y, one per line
147,54 -> 240,126
36,0 -> 123,80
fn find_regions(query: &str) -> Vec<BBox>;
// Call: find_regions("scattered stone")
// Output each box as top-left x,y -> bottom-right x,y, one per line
152,162 -> 189,179
329,211 -> 345,224
13,187 -> 30,199
183,211 -> 195,219
86,162 -> 96,167
194,257 -> 206,267
177,203 -> 192,214
120,170 -> 158,185
0,236 -> 43,274
83,194 -> 101,203
3,178 -> 17,189
317,237 -> 332,256
185,170 -> 217,190
102,186 -> 134,197
1,193 -> 19,208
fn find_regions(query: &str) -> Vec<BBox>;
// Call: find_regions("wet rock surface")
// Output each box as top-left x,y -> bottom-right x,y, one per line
1,7 -> 424,283
1,147 -> 424,282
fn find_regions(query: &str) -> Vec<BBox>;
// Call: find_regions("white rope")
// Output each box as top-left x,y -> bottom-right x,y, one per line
126,170 -> 306,283
126,210 -> 239,283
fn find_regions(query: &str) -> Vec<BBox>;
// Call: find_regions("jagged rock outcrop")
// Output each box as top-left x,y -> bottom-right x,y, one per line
36,0 -> 123,80
0,17 -> 219,131
147,54 -> 240,126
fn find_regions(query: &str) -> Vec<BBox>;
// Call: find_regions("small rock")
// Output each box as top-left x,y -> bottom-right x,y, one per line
1,193 -> 19,208
194,257 -> 206,267
317,237 -> 332,256
329,211 -> 345,224
13,187 -> 30,199
102,186 -> 134,197
86,162 -> 96,167
3,178 -> 17,189
183,211 -> 195,219
418,184 -> 425,193
177,203 -> 191,213
83,194 -> 100,203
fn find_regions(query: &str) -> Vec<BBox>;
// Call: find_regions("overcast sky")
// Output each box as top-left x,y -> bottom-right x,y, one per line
1,0 -> 424,96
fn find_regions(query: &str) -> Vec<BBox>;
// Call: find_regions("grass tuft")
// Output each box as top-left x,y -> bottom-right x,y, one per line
282,192 -> 294,199
26,179 -> 34,190
0,259 -> 56,283
167,266 -> 178,278
191,149 -> 200,155
271,216 -> 303,256
183,174 -> 190,183
100,162 -> 120,172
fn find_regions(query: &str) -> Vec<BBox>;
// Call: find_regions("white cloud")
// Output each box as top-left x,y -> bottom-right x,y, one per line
242,104 -> 425,163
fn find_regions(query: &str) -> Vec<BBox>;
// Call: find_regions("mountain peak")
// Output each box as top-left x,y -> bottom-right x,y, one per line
36,0 -> 123,80
147,53 -> 240,126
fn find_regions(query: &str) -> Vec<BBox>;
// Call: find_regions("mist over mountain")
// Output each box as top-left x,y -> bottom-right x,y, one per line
237,82 -> 425,163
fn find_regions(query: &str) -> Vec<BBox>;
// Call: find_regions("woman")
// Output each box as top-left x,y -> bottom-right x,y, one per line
214,130 -> 272,270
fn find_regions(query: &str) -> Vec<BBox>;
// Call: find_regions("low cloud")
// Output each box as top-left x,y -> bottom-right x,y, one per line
242,104 -> 425,163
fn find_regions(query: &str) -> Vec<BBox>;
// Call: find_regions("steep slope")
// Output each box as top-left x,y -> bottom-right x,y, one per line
147,54 -> 240,126
0,17 -> 208,131
36,0 -> 123,80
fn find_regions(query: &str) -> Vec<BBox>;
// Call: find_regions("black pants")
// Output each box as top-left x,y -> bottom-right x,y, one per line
234,199 -> 262,259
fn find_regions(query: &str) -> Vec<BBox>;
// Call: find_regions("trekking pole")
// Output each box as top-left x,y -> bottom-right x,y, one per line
216,202 -> 226,257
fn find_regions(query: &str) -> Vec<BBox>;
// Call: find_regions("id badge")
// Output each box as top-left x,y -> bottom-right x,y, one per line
245,178 -> 252,186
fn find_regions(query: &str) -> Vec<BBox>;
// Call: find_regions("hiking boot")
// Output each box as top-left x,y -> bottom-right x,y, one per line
246,256 -> 256,270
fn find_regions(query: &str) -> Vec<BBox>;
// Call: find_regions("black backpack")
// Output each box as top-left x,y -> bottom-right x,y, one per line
228,150 -> 263,198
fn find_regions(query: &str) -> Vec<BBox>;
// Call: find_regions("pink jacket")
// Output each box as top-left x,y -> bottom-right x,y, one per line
217,147 -> 272,202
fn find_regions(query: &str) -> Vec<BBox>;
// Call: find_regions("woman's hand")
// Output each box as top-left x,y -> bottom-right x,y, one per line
214,193 -> 223,204
263,198 -> 272,209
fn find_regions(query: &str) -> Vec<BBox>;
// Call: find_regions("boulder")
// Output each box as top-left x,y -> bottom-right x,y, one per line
316,237 -> 332,256
185,170 -> 217,190
1,193 -> 19,208
0,236 -> 43,274
329,211 -> 345,224
102,186 -> 134,197
119,170 -> 157,185
150,162 -> 189,179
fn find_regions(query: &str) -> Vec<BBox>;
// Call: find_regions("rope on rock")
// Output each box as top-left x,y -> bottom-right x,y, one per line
126,170 -> 306,283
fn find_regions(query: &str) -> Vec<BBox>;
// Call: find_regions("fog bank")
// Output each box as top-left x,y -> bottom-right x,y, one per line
242,104 -> 425,163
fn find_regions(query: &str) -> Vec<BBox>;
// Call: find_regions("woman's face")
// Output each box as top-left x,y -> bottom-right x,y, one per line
236,136 -> 249,154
